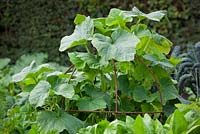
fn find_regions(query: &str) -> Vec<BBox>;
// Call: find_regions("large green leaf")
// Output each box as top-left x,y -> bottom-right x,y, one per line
106,8 -> 132,27
59,16 -> 94,51
152,33 -> 172,54
92,29 -> 140,61
54,83 -> 74,99
136,34 -> 172,55
12,53 -> 48,74
159,77 -> 178,105
12,61 -> 35,82
77,97 -> 107,110
37,111 -> 84,134
124,7 -> 166,21
12,62 -> 54,82
29,80 -> 50,107
0,58 -> 10,69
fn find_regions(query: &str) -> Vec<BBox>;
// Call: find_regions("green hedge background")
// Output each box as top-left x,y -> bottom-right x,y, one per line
0,0 -> 199,64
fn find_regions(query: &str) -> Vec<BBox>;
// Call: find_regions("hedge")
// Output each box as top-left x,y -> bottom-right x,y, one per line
0,0 -> 199,64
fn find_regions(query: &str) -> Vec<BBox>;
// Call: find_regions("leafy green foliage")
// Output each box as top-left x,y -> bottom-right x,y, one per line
78,103 -> 200,134
0,53 -> 72,133
59,7 -> 178,117
1,6 -> 197,134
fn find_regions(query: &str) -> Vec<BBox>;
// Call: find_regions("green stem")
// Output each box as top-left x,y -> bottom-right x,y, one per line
85,44 -> 91,53
101,72 -> 107,92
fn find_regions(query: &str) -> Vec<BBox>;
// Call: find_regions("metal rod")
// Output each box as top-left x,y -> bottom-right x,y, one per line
67,67 -> 76,83
65,110 -> 163,114
135,56 -> 163,122
112,59 -> 119,117
64,64 -> 74,74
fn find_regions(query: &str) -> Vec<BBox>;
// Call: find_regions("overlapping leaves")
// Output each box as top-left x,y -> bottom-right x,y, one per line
8,7 -> 182,134
78,108 -> 200,134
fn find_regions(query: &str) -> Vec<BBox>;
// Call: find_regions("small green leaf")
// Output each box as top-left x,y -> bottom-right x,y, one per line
92,29 -> 140,61
133,115 -> 145,134
74,14 -> 86,24
154,119 -> 165,134
29,80 -> 50,107
104,120 -> 128,134
143,114 -> 154,133
68,52 -> 85,70
126,116 -> 135,131
81,83 -> 105,98
116,61 -> 134,73
0,58 -> 10,69
54,83 -> 74,99
133,60 -> 150,81
132,86 -> 148,102
118,75 -> 130,95
69,52 -> 100,70
94,18 -> 111,34
143,54 -> 174,68
59,17 -> 94,51
37,111 -> 84,134
77,97 -> 107,110
131,24 -> 151,38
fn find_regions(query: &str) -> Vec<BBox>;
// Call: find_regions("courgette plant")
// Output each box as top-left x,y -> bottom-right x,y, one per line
59,7 -> 179,113
9,7 -> 180,133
